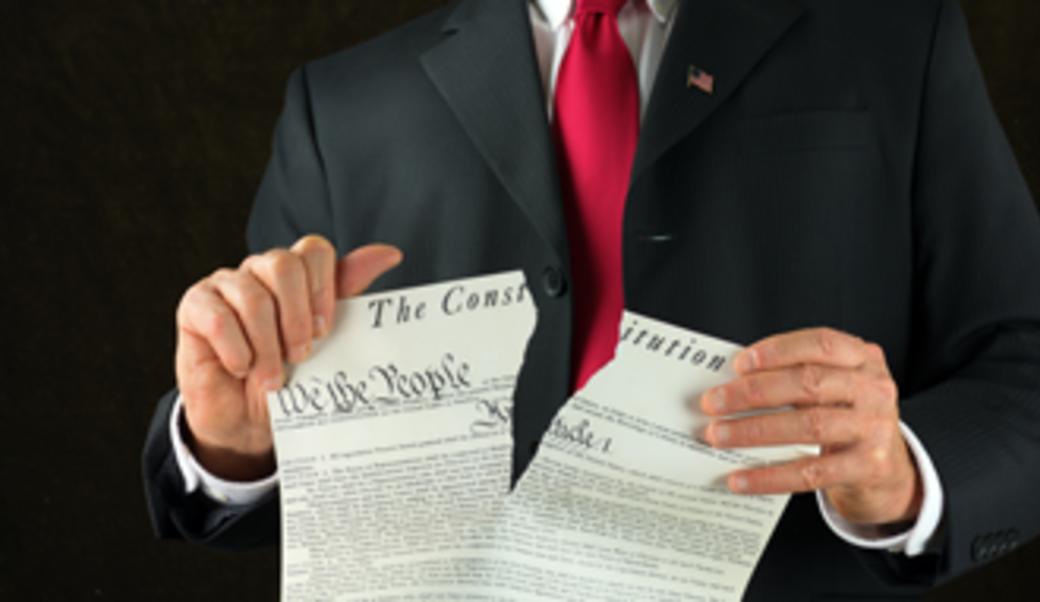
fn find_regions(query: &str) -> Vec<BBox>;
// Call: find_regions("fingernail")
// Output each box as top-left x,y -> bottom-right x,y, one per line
730,474 -> 749,493
313,315 -> 327,339
290,343 -> 311,364
704,387 -> 726,414
734,349 -> 758,373
262,375 -> 284,392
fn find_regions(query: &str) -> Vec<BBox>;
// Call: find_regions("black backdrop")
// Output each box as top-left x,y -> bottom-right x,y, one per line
2,1 -> 1038,600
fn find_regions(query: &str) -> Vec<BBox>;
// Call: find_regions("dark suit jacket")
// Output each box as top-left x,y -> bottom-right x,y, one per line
142,0 -> 1040,599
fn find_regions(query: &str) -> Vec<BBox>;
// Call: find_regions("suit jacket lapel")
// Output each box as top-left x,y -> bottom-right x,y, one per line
420,0 -> 805,261
632,0 -> 806,179
421,0 -> 569,268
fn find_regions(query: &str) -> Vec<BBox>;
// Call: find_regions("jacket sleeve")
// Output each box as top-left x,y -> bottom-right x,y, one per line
895,0 -> 1040,584
141,64 -> 337,548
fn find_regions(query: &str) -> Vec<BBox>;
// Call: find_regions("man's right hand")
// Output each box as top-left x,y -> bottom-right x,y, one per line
174,235 -> 404,480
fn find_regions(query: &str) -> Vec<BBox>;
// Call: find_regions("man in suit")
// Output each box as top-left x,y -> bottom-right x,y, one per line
143,0 -> 1040,599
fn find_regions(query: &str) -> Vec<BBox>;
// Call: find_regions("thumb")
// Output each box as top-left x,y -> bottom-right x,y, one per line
335,243 -> 404,299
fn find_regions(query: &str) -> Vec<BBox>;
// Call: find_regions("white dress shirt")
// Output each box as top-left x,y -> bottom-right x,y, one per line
171,0 -> 944,558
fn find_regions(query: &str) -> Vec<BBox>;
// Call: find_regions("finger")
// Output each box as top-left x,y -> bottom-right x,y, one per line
734,327 -> 869,375
704,406 -> 859,449
209,268 -> 284,393
336,244 -> 404,299
858,340 -> 893,378
727,452 -> 860,495
176,327 -> 241,428
699,365 -> 894,416
243,250 -> 313,364
291,235 -> 336,339
176,283 -> 253,379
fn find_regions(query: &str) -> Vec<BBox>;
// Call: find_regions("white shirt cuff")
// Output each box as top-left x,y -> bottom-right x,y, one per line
816,421 -> 944,557
169,394 -> 279,505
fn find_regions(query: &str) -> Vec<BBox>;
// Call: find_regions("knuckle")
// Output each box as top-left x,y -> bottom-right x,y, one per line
283,315 -> 312,346
209,267 -> 237,282
866,446 -> 890,481
254,348 -> 283,374
858,375 -> 898,409
239,253 -> 261,272
816,328 -> 839,357
263,249 -> 299,280
225,354 -> 251,375
175,305 -> 189,330
176,287 -> 200,327
800,462 -> 827,490
799,364 -> 825,399
742,419 -> 766,444
849,374 -> 875,404
802,407 -> 828,442
733,421 -> 751,444
878,378 -> 899,404
741,377 -> 762,405
202,306 -> 231,340
240,286 -> 274,319
295,234 -> 334,257
864,342 -> 886,362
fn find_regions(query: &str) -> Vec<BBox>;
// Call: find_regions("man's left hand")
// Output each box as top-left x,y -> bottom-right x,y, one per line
698,327 -> 923,527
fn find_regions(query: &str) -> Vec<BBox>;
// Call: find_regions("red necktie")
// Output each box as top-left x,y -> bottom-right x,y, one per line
553,0 -> 640,393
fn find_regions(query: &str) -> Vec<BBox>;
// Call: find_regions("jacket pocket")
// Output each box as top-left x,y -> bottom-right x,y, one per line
737,109 -> 872,155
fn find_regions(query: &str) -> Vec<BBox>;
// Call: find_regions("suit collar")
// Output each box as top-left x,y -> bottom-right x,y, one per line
532,0 -> 679,29
424,0 -> 570,267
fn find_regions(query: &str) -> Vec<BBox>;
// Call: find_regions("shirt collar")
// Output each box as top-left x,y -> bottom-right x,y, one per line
533,0 -> 678,30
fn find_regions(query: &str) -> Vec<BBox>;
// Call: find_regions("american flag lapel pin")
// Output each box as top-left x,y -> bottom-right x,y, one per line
687,65 -> 715,95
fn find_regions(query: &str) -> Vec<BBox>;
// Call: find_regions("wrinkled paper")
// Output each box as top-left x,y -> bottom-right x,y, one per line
268,270 -> 813,601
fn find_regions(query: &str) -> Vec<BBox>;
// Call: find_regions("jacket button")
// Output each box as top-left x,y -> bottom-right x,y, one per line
542,266 -> 567,298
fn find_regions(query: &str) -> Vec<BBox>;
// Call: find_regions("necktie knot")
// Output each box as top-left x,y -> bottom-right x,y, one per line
575,0 -> 626,17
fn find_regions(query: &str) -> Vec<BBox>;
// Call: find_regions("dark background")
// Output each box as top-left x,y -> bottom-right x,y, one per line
1,1 -> 1037,600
